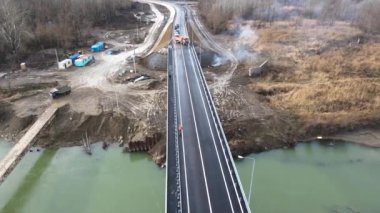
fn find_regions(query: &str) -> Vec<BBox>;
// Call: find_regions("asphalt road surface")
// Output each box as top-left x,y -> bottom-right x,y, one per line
167,4 -> 250,213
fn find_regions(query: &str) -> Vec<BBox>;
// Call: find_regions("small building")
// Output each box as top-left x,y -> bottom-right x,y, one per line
91,42 -> 105,52
20,62 -> 27,71
58,59 -> 73,70
69,53 -> 80,63
74,55 -> 93,67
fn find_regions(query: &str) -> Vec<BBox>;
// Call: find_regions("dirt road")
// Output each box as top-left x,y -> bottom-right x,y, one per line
69,2 -> 168,91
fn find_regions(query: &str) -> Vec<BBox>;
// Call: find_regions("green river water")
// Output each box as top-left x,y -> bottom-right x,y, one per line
0,139 -> 379,213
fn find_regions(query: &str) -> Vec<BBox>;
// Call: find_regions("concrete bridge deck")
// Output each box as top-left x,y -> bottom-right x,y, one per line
0,106 -> 57,183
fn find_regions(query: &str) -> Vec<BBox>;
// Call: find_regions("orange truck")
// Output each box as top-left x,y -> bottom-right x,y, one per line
175,35 -> 189,46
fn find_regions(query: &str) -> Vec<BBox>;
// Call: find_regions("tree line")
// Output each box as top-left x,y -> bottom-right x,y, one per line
199,0 -> 380,34
0,0 -> 132,65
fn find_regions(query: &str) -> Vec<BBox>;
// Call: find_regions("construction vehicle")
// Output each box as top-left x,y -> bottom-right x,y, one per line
50,85 -> 71,99
175,35 -> 190,46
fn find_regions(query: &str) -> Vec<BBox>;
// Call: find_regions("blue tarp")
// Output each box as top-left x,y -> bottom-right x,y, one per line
91,42 -> 104,52
69,53 -> 80,63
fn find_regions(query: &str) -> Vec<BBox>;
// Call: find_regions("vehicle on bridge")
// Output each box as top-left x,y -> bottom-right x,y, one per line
174,34 -> 189,46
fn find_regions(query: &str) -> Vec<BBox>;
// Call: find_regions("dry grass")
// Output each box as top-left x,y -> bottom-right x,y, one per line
248,19 -> 380,130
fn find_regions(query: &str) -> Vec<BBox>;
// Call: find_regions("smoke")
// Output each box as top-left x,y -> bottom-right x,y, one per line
211,55 -> 224,67
232,44 -> 257,64
230,23 -> 258,64
208,0 -> 380,67
237,24 -> 258,44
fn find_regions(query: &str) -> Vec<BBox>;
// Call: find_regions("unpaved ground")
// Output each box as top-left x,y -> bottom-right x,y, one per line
189,4 -> 380,155
247,20 -> 380,141
328,129 -> 380,148
0,2 -> 172,165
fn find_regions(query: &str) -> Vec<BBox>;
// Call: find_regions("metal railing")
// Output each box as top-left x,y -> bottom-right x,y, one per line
166,44 -> 183,213
189,45 -> 252,213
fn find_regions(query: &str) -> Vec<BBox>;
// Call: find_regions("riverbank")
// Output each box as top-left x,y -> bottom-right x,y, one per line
194,12 -> 380,157
326,129 -> 380,148
1,139 -> 379,213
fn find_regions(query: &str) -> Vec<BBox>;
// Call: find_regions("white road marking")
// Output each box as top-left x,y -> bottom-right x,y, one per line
173,23 -> 191,213
180,44 -> 213,213
186,47 -> 235,213
189,45 -> 245,212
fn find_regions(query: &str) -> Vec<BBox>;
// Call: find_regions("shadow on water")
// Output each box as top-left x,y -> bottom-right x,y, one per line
128,152 -> 148,163
1,149 -> 57,213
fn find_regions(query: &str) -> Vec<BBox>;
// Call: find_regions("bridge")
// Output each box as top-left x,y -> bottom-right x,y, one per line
0,106 -> 57,183
165,4 -> 251,213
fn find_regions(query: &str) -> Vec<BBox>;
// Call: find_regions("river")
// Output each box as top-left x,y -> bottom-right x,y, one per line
236,142 -> 380,213
0,139 -> 379,213
0,141 -> 164,213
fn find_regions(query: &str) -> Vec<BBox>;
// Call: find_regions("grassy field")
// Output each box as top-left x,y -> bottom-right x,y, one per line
247,19 -> 380,135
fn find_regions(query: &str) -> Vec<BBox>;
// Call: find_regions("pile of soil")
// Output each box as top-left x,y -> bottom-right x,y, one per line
0,101 -> 37,140
37,105 -> 132,147
36,104 -> 166,164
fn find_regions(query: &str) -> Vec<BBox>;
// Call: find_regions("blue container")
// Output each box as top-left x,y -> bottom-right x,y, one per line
74,55 -> 93,67
91,42 -> 104,52
69,53 -> 80,63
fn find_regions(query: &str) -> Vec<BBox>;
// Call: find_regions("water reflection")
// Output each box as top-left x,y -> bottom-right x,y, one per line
0,143 -> 165,213
236,142 -> 380,213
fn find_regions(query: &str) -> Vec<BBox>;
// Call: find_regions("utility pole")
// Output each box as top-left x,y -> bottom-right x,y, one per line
136,22 -> 140,42
55,48 -> 59,68
133,47 -> 137,73
238,155 -> 256,206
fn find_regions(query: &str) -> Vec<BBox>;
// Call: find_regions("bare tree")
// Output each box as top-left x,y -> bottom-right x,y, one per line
0,0 -> 25,61
356,0 -> 380,33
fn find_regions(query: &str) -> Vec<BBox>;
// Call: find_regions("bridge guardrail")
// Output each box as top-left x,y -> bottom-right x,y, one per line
166,44 -> 183,213
189,46 -> 251,213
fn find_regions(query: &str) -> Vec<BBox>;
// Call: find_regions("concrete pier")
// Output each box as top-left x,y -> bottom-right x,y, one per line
0,106 -> 57,183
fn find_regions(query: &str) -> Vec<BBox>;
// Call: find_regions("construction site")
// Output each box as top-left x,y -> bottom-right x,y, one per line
0,0 -> 379,212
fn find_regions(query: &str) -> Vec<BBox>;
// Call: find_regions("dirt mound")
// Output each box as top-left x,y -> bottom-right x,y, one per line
226,116 -> 297,155
212,85 -> 298,156
36,104 -> 165,163
37,105 -> 131,147
0,101 -> 37,139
